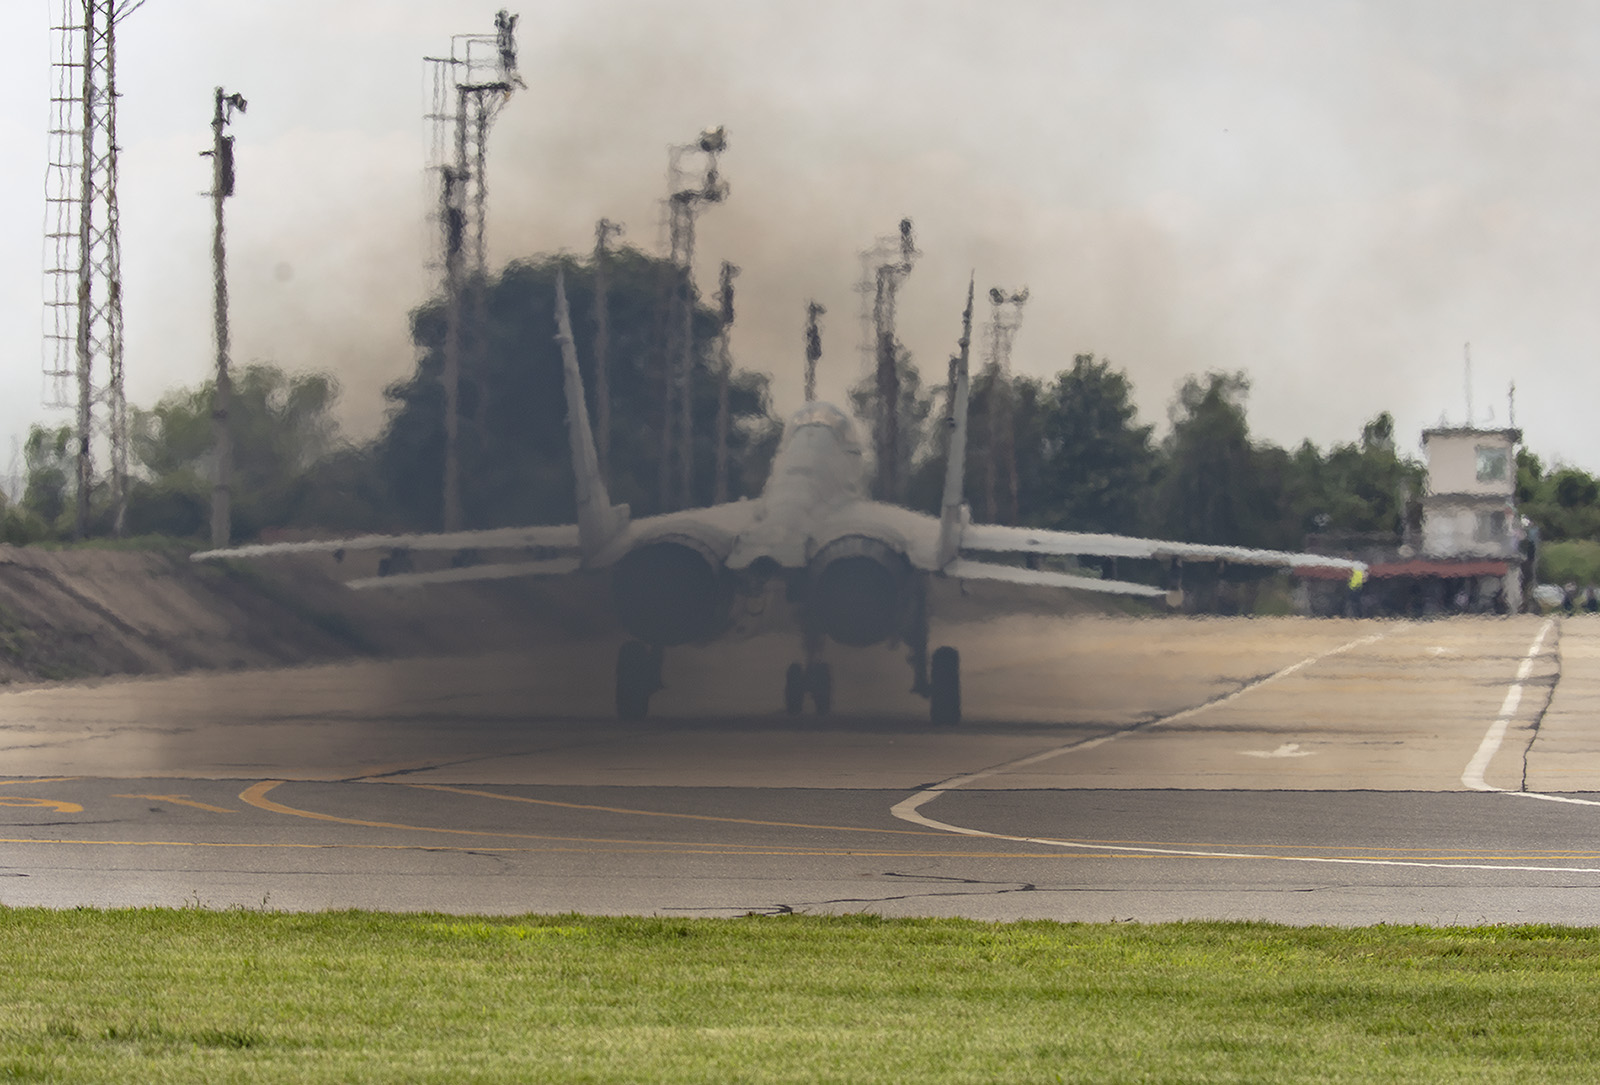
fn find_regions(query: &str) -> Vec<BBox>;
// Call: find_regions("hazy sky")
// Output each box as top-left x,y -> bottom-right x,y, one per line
5,0 -> 1600,488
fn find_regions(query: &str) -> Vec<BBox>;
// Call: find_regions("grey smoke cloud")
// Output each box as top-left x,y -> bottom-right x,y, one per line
4,0 -> 1599,481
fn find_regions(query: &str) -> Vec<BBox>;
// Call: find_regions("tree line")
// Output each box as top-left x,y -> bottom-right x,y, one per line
6,246 -> 1594,563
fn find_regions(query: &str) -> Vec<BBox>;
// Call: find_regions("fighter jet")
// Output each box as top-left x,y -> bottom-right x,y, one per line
194,272 -> 1362,724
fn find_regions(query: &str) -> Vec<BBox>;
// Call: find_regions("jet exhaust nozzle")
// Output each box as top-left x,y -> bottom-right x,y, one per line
809,536 -> 906,647
611,538 -> 732,646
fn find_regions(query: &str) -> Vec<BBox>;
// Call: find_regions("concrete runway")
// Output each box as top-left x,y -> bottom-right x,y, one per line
5,613 -> 1600,924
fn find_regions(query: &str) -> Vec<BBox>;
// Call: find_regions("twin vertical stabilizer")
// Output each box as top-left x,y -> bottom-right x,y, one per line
554,269 -> 630,559
937,276 -> 975,567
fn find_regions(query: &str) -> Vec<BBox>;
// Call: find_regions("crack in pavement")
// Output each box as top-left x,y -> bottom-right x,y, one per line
679,871 -> 1049,914
1521,620 -> 1563,793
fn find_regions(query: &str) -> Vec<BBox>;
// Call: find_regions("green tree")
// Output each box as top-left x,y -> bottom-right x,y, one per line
381,251 -> 778,529
849,345 -> 935,506
1032,354 -> 1156,534
21,423 -> 73,530
1157,371 -> 1276,547
1301,411 -> 1424,540
1523,465 -> 1600,542
1516,448 -> 1544,505
127,364 -> 342,538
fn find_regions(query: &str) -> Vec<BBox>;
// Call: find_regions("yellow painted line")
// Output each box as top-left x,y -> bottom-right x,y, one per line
0,777 -> 79,786
112,794 -> 237,814
405,782 -> 948,837
239,780 -> 916,852
0,797 -> 82,813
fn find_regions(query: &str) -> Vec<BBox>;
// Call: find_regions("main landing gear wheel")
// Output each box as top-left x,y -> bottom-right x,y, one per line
929,645 -> 960,726
616,640 -> 655,720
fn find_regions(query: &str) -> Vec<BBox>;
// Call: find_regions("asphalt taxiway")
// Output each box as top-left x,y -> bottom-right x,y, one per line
4,613 -> 1600,924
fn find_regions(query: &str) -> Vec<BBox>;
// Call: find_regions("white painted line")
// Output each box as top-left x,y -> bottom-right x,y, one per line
893,629 -> 1389,830
1461,619 -> 1554,793
891,619 -> 1600,876
880,812 -> 1600,876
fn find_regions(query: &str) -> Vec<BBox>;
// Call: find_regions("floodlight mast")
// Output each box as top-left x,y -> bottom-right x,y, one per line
982,286 -> 1028,525
425,11 -> 521,531
712,260 -> 739,504
206,87 -> 247,549
857,218 -> 917,502
592,217 -> 624,486
803,301 -> 825,404
657,127 -> 728,511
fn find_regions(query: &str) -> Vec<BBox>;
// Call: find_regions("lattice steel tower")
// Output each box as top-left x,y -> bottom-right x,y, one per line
856,219 -> 916,502
424,10 -> 521,531
657,126 -> 727,511
982,286 -> 1028,525
45,0 -> 143,537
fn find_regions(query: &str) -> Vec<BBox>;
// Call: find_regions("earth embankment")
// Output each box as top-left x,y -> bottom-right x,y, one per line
0,545 -> 615,684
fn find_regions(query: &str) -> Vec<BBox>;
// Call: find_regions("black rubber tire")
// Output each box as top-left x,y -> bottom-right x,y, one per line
616,641 -> 653,720
784,662 -> 807,714
929,645 -> 960,726
808,662 -> 833,716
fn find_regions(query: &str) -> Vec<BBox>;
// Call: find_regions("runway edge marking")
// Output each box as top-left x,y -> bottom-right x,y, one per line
1460,618 -> 1600,807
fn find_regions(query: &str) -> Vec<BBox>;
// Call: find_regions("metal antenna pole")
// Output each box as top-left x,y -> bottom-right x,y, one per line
860,218 -> 916,502
104,13 -> 127,537
72,1 -> 96,538
657,127 -> 727,510
592,218 -> 622,485
873,266 -> 898,500
207,87 -> 246,549
712,261 -> 738,503
981,286 -> 1027,524
441,91 -> 468,532
674,197 -> 697,507
424,12 -> 520,532
467,93 -> 492,438
803,301 -> 824,403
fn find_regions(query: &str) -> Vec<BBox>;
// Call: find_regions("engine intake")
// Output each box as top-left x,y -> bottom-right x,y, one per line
612,538 -> 732,645
809,536 -> 907,647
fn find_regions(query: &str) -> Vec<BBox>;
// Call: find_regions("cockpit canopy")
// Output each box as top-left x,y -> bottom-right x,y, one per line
782,402 -> 862,453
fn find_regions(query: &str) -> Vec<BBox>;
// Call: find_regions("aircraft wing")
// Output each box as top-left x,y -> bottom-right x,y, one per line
345,558 -> 581,590
190,269 -> 614,590
959,522 -> 1366,571
942,557 -> 1168,598
190,524 -> 580,562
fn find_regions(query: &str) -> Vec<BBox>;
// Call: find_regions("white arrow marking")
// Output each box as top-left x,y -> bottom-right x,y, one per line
1242,742 -> 1313,759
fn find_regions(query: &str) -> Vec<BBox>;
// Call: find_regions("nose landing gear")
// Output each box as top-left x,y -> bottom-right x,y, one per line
784,623 -> 832,715
783,662 -> 833,714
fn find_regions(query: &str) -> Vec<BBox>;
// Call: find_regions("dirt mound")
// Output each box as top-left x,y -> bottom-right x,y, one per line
0,546 -> 617,684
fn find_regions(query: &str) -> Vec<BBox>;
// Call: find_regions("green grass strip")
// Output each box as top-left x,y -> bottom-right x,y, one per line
3,909 -> 1599,1083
